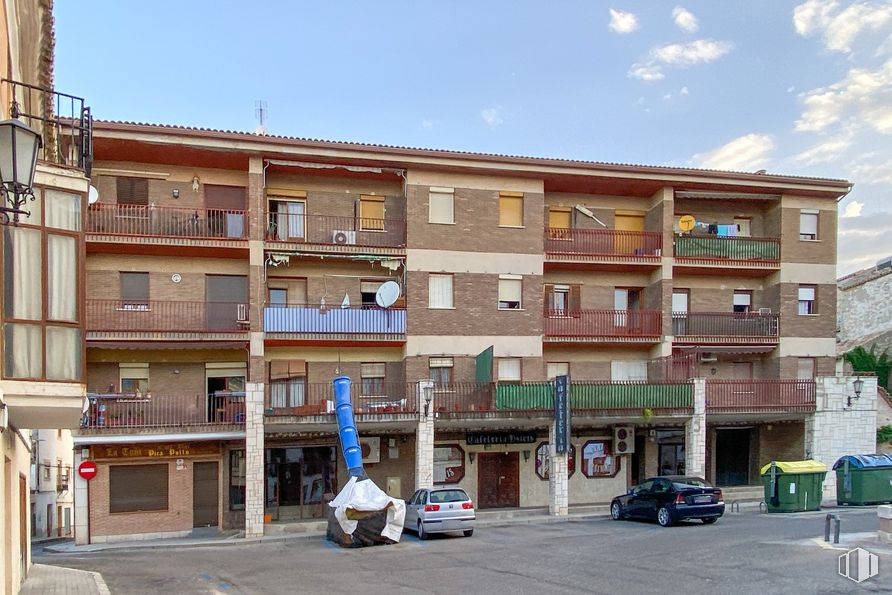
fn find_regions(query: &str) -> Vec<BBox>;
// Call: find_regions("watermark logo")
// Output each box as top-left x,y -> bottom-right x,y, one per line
838,547 -> 879,584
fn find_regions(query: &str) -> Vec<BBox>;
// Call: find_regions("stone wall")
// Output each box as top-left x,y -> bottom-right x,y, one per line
838,268 -> 892,345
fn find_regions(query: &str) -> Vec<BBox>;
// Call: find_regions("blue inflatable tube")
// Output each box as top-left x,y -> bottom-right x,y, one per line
333,376 -> 365,478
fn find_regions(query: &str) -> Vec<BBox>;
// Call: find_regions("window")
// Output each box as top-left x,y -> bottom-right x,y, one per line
268,288 -> 287,307
230,450 -> 246,511
109,464 -> 168,513
428,274 -> 453,309
361,363 -> 386,395
269,199 -> 305,240
115,177 -> 149,206
4,323 -> 42,379
797,357 -> 816,380
360,280 -> 383,307
46,327 -> 81,381
545,284 -> 577,315
498,358 -> 521,381
611,360 -> 648,382
433,445 -> 465,484
120,363 -> 149,394
548,207 -> 572,230
42,460 -> 51,481
800,210 -> 818,240
798,285 -> 816,315
582,440 -> 619,478
535,442 -> 576,480
733,291 -> 752,313
547,362 -> 570,381
498,276 -> 522,310
359,195 -> 385,231
269,360 -> 306,408
120,272 -> 149,308
4,226 -> 42,320
429,187 -> 454,224
204,185 -> 247,238
45,189 -> 82,231
429,357 -> 453,387
734,217 -> 751,238
48,234 -> 77,321
498,192 -> 524,227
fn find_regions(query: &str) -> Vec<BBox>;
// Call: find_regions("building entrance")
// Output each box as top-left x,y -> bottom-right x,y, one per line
265,446 -> 337,520
477,452 -> 519,509
715,428 -> 751,486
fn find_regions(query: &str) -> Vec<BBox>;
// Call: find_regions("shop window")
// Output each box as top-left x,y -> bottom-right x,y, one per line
109,464 -> 168,513
429,187 -> 454,224
798,285 -> 816,315
429,357 -> 454,387
581,440 -> 619,478
428,274 -> 454,309
534,442 -> 576,480
498,276 -> 522,310
230,450 -> 246,511
498,192 -> 524,227
359,195 -> 385,231
433,444 -> 465,484
361,363 -> 386,395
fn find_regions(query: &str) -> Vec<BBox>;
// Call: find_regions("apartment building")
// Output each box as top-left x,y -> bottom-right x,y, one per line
1,1 -> 91,592
29,428 -> 74,539
73,119 -> 871,544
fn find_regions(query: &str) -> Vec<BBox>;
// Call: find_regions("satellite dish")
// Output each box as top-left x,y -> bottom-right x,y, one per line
88,185 -> 100,205
678,215 -> 696,232
375,281 -> 401,308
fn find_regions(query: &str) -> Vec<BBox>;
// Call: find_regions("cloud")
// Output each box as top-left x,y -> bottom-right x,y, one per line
628,62 -> 665,81
680,86 -> 689,95
652,39 -> 733,65
848,156 -> 892,185
793,0 -> 892,54
609,8 -> 640,34
793,127 -> 855,164
795,58 -> 892,132
838,210 -> 892,273
672,6 -> 699,33
693,133 -> 775,171
421,119 -> 434,130
663,93 -> 673,100
480,106 -> 503,128
787,85 -> 796,93
842,200 -> 864,217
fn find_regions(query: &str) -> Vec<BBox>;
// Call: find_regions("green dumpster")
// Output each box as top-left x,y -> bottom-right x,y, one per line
760,460 -> 827,513
833,454 -> 892,506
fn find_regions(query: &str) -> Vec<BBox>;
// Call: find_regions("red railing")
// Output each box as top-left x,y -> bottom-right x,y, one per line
265,213 -> 406,248
672,312 -> 778,338
86,300 -> 249,333
265,382 -> 415,416
705,380 -> 816,412
87,204 -> 248,239
544,309 -> 662,338
544,228 -> 662,258
81,393 -> 245,429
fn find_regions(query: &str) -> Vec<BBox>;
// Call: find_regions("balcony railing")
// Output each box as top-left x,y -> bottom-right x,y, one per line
2,79 -> 92,173
87,204 -> 247,239
674,235 -> 780,264
263,305 -> 406,337
544,228 -> 662,259
544,309 -> 662,339
672,312 -> 778,339
705,380 -> 816,413
265,382 -> 415,416
266,213 -> 406,248
81,393 -> 246,429
86,300 -> 249,333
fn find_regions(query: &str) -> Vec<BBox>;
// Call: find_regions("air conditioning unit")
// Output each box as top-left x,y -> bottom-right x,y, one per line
332,230 -> 357,245
359,436 -> 380,464
236,304 -> 248,322
758,307 -> 772,315
614,426 -> 635,455
700,352 -> 718,363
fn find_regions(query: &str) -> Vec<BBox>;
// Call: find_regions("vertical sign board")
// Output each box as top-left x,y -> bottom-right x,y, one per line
554,375 -> 570,454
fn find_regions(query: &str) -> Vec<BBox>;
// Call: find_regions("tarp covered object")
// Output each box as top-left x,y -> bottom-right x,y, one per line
328,476 -> 405,543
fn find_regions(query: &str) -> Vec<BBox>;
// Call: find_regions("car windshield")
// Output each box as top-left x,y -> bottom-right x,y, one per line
429,490 -> 468,504
671,477 -> 711,489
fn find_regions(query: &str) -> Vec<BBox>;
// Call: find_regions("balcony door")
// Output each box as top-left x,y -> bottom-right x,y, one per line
614,211 -> 644,255
614,288 -> 641,329
206,275 -> 247,331
547,207 -> 572,240
271,200 -> 306,241
672,290 -> 689,335
204,185 -> 246,239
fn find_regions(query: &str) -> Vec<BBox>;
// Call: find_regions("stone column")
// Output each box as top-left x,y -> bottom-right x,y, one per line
685,378 -> 706,478
548,422 -> 569,516
73,448 -> 89,545
244,382 -> 266,538
415,381 -> 435,490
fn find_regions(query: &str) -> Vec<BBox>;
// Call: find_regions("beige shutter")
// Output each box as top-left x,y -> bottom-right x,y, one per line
499,192 -> 524,226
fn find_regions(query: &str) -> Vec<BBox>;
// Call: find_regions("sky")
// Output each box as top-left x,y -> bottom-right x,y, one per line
53,1 -> 892,276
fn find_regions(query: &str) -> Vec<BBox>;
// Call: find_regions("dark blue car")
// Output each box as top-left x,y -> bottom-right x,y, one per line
610,476 -> 725,527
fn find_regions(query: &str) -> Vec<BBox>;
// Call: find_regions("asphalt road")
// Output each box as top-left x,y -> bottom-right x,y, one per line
36,508 -> 892,594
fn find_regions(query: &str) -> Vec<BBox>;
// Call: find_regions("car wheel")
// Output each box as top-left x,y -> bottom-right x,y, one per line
418,521 -> 428,540
463,529 -> 474,537
611,502 -> 624,521
702,517 -> 718,525
657,507 -> 673,527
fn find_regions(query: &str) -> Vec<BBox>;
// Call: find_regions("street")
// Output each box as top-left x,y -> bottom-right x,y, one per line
35,508 -> 892,594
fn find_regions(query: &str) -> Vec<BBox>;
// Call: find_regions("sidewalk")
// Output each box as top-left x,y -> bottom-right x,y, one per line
21,564 -> 110,595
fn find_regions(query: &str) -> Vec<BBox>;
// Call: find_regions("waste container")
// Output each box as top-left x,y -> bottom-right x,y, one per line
833,454 -> 892,506
760,460 -> 827,513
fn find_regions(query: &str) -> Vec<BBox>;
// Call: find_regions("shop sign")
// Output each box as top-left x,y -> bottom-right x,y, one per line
554,375 -> 570,454
466,431 -> 536,445
92,442 -> 220,460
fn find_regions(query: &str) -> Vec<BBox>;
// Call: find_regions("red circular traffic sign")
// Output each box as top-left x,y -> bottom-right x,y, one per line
78,460 -> 98,481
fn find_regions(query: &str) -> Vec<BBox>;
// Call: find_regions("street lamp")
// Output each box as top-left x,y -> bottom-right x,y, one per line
0,118 -> 42,223
853,377 -> 864,399
423,384 -> 433,418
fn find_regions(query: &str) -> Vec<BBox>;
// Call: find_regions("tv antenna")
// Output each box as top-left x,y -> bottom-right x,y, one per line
255,100 -> 268,135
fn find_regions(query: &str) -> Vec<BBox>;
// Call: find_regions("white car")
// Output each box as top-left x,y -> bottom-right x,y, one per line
405,487 -> 475,539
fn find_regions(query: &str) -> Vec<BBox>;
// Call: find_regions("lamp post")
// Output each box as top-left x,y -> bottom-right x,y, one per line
0,118 -> 42,223
853,377 -> 864,399
423,384 -> 433,418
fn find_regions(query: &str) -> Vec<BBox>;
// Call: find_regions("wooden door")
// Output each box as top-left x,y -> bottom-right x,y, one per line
614,213 -> 645,254
192,462 -> 219,527
477,452 -> 520,509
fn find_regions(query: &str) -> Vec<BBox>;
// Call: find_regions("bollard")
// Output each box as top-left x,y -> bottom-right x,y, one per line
834,515 -> 841,544
730,500 -> 740,513
759,501 -> 767,514
825,513 -> 832,542
824,513 -> 841,543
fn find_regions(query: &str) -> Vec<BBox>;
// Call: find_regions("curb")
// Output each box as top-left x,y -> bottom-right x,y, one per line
91,570 -> 111,595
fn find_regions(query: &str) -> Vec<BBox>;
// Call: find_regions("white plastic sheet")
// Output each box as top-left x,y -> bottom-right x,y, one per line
329,476 -> 406,542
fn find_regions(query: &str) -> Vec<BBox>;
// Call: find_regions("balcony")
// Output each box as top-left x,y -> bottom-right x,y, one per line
544,228 -> 662,269
81,393 -> 246,432
86,204 -> 248,255
672,312 -> 778,344
673,235 -> 780,273
544,309 -> 662,343
265,382 -> 416,417
86,300 -> 250,342
705,380 -> 816,414
265,213 -> 406,255
263,305 -> 406,344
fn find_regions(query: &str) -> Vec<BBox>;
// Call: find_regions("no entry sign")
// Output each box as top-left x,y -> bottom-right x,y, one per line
78,460 -> 98,481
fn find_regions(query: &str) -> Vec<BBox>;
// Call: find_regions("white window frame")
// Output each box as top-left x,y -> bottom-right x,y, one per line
498,275 -> 523,310
428,274 -> 454,309
119,363 -> 149,394
799,210 -> 818,241
547,362 -> 570,381
610,360 -> 648,382
798,285 -> 816,315
428,187 -> 455,225
498,358 -> 522,382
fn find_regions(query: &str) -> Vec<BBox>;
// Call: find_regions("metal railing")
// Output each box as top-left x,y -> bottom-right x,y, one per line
672,312 -> 778,338
81,393 -> 246,428
265,213 -> 406,248
544,309 -> 662,338
544,228 -> 662,258
86,300 -> 249,333
705,380 -> 816,412
674,235 -> 780,263
87,204 -> 248,239
1,79 -> 92,174
265,382 -> 415,416
264,305 -> 406,335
